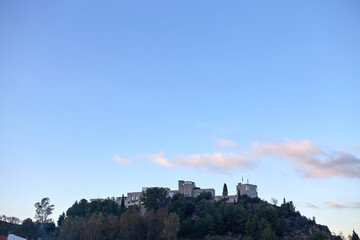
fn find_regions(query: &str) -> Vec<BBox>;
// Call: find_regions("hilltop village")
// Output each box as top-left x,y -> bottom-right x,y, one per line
91,180 -> 258,208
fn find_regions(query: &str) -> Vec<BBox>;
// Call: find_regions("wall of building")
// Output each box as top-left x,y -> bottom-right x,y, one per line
236,183 -> 258,198
107,180 -> 259,209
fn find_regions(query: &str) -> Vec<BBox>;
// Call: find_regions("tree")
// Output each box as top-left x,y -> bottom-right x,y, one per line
271,198 -> 278,206
66,199 -> 88,217
120,194 -> 125,211
22,218 -> 35,228
260,226 -> 277,240
307,232 -> 326,240
162,212 -> 180,240
222,183 -> 228,197
140,187 -> 169,211
57,212 -> 65,227
104,215 -> 120,240
351,230 -> 360,240
58,216 -> 84,240
34,197 -> 54,223
120,209 -> 146,240
8,216 -> 21,225
21,218 -> 39,239
82,213 -> 105,240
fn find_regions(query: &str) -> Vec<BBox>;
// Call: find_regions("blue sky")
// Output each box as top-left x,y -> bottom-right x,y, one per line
0,0 -> 359,237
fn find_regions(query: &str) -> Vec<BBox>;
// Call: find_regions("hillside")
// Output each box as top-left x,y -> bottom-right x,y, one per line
56,188 -> 343,240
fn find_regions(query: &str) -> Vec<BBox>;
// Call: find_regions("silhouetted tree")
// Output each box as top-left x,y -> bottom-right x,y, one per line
351,230 -> 360,240
34,197 -> 54,223
120,194 -> 125,211
57,212 -> 65,227
222,183 -> 228,197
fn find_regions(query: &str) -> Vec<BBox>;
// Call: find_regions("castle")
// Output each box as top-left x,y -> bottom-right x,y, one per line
91,180 -> 258,207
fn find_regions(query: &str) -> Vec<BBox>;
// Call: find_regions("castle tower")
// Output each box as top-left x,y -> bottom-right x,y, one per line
178,180 -> 184,194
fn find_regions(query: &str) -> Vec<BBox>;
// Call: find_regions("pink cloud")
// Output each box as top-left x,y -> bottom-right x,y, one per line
216,139 -> 238,149
324,201 -> 360,209
115,139 -> 360,179
176,152 -> 254,170
251,140 -> 360,179
113,154 -> 130,164
148,152 -> 174,167
147,152 -> 254,170
306,203 -> 318,208
325,202 -> 347,209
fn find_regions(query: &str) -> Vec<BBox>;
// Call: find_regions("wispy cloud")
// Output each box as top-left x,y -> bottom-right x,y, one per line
148,152 -> 174,167
113,154 -> 130,164
251,140 -> 360,179
306,203 -> 318,208
216,139 -> 238,149
176,152 -> 254,170
115,139 -> 360,179
325,202 -> 348,209
324,201 -> 360,209
147,152 -> 254,170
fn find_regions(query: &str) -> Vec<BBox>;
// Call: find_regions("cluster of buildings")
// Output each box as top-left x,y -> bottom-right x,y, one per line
91,180 -> 258,208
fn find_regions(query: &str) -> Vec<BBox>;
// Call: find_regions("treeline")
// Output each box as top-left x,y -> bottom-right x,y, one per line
56,188 -> 336,240
0,217 -> 54,239
2,192 -> 358,240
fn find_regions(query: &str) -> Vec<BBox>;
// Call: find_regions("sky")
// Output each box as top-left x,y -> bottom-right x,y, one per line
0,0 -> 359,237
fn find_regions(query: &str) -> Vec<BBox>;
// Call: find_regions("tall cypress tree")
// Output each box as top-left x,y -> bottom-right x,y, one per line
222,183 -> 228,197
120,194 -> 125,211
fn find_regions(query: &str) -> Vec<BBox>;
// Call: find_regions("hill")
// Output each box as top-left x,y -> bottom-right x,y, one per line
57,189 -> 343,240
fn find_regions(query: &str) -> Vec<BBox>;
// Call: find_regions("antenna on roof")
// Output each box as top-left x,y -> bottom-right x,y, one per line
242,177 -> 243,183
247,179 -> 249,184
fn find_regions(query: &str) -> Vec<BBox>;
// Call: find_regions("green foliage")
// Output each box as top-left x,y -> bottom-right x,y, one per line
195,192 -> 212,202
34,197 -> 54,223
204,235 -> 221,240
58,216 -> 84,240
307,232 -> 326,240
141,187 -> 170,211
66,198 -> 121,218
162,212 -> 180,240
120,208 -> 146,240
56,194 -> 340,240
260,226 -> 277,240
280,199 -> 299,217
57,212 -> 65,227
82,213 -> 105,240
0,217 -> 40,239
66,199 -> 88,217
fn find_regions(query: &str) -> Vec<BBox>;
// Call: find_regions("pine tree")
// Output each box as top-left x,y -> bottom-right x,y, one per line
351,230 -> 360,240
222,183 -> 228,197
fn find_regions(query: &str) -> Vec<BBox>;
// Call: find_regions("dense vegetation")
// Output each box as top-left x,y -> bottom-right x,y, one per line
1,190 -> 358,240
55,188 -> 341,240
